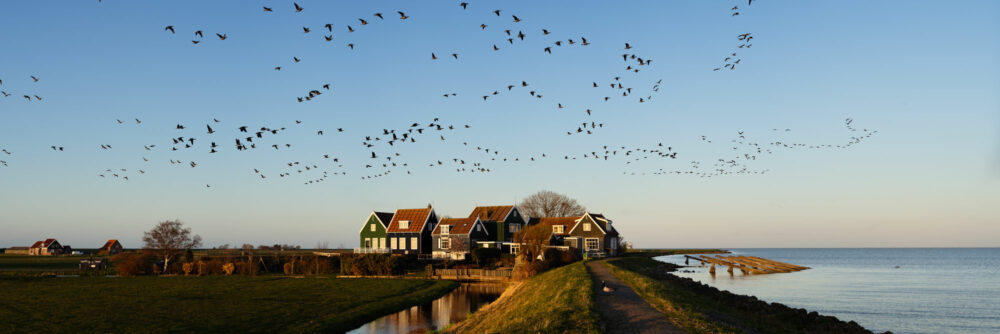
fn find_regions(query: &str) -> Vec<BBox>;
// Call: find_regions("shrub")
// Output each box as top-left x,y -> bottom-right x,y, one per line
196,261 -> 206,276
283,262 -> 295,275
204,259 -> 224,275
182,262 -> 194,276
222,263 -> 235,275
471,248 -> 502,267
340,254 -> 398,276
112,251 -> 155,276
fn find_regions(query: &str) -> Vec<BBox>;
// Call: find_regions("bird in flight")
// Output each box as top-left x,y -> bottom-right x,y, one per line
398,11 -> 409,19
263,6 -> 272,12
216,33 -> 227,40
294,2 -> 303,12
165,25 -> 175,34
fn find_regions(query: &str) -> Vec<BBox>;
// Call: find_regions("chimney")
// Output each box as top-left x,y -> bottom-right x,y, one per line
427,203 -> 432,209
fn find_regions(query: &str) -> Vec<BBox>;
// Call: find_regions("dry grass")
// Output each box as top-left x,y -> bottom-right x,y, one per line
447,261 -> 601,334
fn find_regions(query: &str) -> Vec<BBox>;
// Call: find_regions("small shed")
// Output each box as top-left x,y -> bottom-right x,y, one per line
79,258 -> 108,271
98,239 -> 124,255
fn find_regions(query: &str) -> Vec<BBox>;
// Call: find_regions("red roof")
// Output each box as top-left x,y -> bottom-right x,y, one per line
387,207 -> 434,233
30,239 -> 59,249
432,217 -> 481,235
100,239 -> 120,250
468,205 -> 513,222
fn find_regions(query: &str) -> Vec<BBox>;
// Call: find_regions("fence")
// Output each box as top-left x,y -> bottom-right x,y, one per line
433,268 -> 512,281
353,248 -> 390,254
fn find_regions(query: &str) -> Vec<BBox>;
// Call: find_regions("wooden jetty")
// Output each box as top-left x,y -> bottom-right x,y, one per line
684,254 -> 809,276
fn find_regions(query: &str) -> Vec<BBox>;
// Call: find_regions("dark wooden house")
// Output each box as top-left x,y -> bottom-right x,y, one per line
468,205 -> 527,253
385,205 -> 438,255
431,217 -> 489,260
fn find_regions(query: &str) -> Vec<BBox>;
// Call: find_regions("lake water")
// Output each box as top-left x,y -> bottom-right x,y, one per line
347,283 -> 505,334
655,248 -> 1000,334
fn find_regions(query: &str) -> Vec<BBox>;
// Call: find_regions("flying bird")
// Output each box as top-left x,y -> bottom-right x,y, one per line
165,26 -> 175,34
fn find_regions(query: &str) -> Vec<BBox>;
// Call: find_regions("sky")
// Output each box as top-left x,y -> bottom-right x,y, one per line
0,0 -> 998,249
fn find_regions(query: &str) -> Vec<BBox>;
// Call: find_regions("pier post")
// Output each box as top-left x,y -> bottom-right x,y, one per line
709,264 -> 716,275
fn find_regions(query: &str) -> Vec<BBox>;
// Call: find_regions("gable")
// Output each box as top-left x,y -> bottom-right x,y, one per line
387,207 -> 435,233
569,214 -> 607,235
468,205 -> 514,222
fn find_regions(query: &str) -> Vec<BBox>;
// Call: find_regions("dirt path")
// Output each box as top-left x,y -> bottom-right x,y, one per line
587,260 -> 686,334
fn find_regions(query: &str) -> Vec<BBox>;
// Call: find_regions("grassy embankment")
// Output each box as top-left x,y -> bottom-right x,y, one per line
605,257 -> 881,334
0,275 -> 457,333
447,261 -> 601,334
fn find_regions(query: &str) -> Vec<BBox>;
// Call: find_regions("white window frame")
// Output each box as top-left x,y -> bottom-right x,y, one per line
410,237 -> 419,250
365,238 -> 372,248
440,237 -> 450,250
441,225 -> 450,234
553,225 -> 564,234
370,224 -> 376,232
379,238 -> 386,249
585,238 -> 599,251
509,224 -> 521,233
391,237 -> 397,250
399,220 -> 410,229
583,223 -> 591,232
510,244 -> 520,254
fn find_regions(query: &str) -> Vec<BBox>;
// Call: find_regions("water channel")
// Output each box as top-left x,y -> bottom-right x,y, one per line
347,283 -> 506,334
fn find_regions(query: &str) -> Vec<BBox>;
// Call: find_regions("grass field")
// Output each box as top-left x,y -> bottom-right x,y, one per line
0,254 -> 101,271
447,262 -> 601,334
0,275 -> 457,333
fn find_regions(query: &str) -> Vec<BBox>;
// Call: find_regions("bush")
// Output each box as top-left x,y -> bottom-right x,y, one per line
112,251 -> 156,276
340,254 -> 398,276
471,248 -> 502,267
182,262 -> 194,276
222,263 -> 235,275
283,262 -> 295,275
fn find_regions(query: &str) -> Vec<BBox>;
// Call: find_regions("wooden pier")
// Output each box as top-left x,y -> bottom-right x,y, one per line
684,254 -> 809,275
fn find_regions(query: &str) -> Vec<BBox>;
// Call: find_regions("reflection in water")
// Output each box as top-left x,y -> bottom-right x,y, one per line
348,283 -> 505,334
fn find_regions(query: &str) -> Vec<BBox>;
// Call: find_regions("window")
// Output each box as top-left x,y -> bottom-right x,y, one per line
585,238 -> 599,251
410,237 -> 419,250
441,225 -> 450,234
365,238 -> 372,248
509,224 -> 521,233
583,223 -> 591,232
399,220 -> 410,229
552,225 -> 564,234
391,237 -> 397,250
510,244 -> 520,255
379,238 -> 386,249
370,224 -> 376,232
440,237 -> 450,250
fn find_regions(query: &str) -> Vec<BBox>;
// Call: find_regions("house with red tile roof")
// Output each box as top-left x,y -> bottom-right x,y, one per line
385,205 -> 439,255
28,238 -> 63,256
468,205 -> 527,253
98,239 -> 124,255
431,217 -> 489,260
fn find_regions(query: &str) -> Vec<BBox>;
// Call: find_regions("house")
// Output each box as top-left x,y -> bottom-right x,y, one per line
431,217 -> 489,260
468,205 -> 527,253
358,211 -> 394,253
385,205 -> 439,255
529,213 -> 621,257
29,238 -> 63,256
98,239 -> 124,255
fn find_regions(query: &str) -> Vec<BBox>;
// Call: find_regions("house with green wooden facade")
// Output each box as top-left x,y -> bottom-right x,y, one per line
358,211 -> 394,253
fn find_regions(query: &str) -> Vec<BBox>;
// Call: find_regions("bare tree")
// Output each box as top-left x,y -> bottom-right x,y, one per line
514,223 -> 551,262
449,237 -> 469,259
519,190 -> 586,218
142,220 -> 202,274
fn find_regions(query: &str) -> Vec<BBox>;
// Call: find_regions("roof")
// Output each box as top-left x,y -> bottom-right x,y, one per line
7,247 -> 29,250
585,213 -> 618,235
468,205 -> 514,222
432,217 -> 481,235
29,239 -> 58,249
374,212 -> 395,227
528,217 -> 579,233
100,239 -> 120,250
387,207 -> 434,233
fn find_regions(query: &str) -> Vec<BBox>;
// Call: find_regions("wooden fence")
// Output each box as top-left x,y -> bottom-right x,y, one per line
433,268 -> 513,281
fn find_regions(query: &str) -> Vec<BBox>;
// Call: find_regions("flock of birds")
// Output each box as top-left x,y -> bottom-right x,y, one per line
0,1 -> 880,188
0,75 -> 43,102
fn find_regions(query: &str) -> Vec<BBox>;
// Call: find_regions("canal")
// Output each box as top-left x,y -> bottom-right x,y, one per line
347,283 -> 506,334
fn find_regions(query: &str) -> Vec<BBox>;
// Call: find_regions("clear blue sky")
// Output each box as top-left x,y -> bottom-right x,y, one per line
1,1 -> 997,249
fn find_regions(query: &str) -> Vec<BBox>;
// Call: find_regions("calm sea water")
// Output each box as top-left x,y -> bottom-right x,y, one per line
655,248 -> 1000,334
